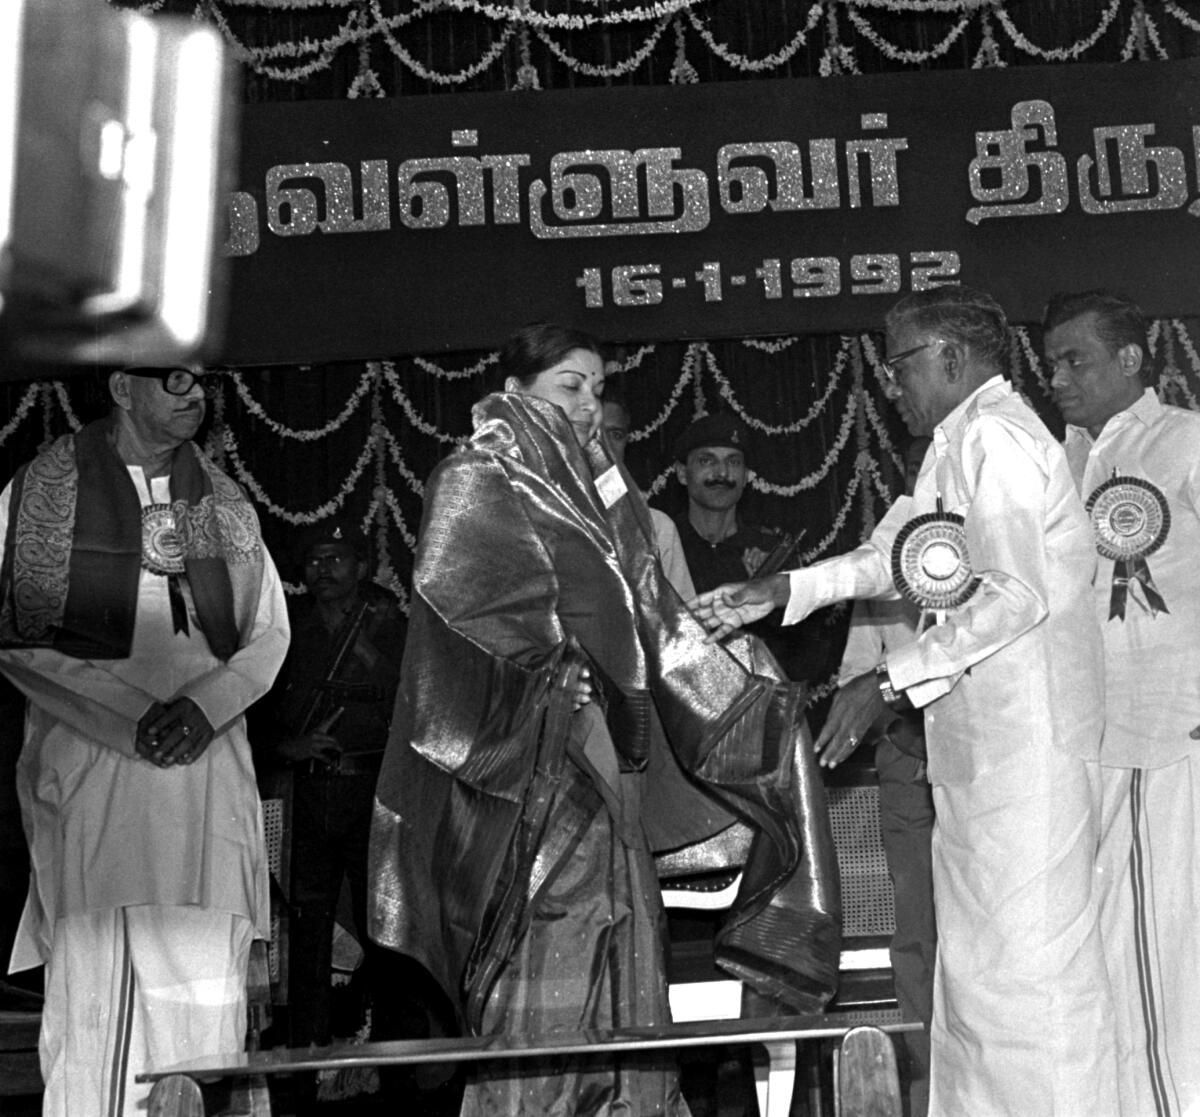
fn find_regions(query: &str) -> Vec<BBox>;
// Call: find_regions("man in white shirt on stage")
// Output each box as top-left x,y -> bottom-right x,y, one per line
690,285 -> 1118,1116
0,366 -> 290,1117
1044,289 -> 1200,1117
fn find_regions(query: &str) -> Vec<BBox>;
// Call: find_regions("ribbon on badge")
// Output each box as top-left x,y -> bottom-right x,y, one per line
891,497 -> 981,631
142,502 -> 191,635
1085,473 -> 1170,620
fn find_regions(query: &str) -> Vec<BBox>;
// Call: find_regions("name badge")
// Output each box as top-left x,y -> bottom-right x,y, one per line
594,464 -> 628,510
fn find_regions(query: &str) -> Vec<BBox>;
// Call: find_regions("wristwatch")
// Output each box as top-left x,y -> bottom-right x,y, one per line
876,662 -> 912,713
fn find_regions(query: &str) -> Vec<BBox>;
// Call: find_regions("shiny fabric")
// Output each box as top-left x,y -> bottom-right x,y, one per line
369,392 -> 839,1114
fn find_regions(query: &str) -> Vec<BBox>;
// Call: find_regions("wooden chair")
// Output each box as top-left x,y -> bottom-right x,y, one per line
836,1025 -> 903,1117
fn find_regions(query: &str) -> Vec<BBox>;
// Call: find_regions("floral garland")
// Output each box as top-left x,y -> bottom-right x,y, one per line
708,339 -> 851,435
229,366 -> 374,440
0,385 -> 42,451
4,321 -> 1199,607
681,2 -> 824,73
380,362 -> 469,444
535,17 -> 671,78
844,7 -> 972,63
993,0 -> 1123,61
167,0 -> 1200,88
750,388 -> 860,497
616,350 -> 695,444
222,422 -> 378,522
410,352 -> 500,382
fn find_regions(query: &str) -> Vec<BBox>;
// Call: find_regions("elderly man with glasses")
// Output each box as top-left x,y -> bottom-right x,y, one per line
0,365 -> 290,1117
690,286 -> 1118,1116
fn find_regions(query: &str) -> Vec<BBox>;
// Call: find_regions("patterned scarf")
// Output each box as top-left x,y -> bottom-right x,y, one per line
0,417 -> 263,661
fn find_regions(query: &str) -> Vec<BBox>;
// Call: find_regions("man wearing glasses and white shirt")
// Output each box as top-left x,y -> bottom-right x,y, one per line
0,365 -> 289,1117
690,286 -> 1118,1116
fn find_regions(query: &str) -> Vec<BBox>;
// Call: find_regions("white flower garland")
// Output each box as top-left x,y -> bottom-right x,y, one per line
750,389 -> 860,496
229,367 -> 374,440
1162,321 -> 1200,410
740,336 -> 801,354
798,468 -> 864,561
0,385 -> 41,450
1166,2 -> 1200,34
709,338 -> 851,435
369,2 -> 517,86
222,423 -> 378,522
682,2 -> 824,72
51,382 -> 84,433
845,7 -> 971,63
380,423 -> 428,497
1012,326 -> 1052,394
606,345 -> 658,376
410,351 -> 500,381
993,0 -> 1123,61
380,362 -> 470,444
534,18 -> 671,78
186,0 -> 1181,84
623,355 -> 695,443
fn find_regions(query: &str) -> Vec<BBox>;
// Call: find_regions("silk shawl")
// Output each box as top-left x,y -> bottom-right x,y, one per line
0,418 -> 263,660
369,392 -> 839,1028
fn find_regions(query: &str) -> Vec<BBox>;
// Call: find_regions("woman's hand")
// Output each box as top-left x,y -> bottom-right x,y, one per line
572,665 -> 594,711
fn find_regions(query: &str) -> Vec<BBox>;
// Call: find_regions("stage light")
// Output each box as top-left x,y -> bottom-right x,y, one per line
0,0 -> 236,375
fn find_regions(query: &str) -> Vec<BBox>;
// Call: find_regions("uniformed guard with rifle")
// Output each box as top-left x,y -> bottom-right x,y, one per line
259,520 -> 409,1055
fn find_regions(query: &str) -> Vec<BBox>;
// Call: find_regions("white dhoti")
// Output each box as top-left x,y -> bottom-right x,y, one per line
929,747 -> 1118,1117
1097,759 -> 1200,1117
39,906 -> 253,1117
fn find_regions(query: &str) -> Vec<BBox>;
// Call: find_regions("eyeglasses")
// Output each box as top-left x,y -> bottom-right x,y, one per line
880,342 -> 938,388
122,367 -> 206,396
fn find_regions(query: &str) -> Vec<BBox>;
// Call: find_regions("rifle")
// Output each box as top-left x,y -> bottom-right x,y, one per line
291,598 -> 372,738
748,529 -> 805,580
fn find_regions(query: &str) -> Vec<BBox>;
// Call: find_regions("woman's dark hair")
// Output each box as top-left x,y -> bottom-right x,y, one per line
497,322 -> 602,391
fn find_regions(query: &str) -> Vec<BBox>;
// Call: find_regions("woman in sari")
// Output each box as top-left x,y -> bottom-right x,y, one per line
368,323 -> 839,1116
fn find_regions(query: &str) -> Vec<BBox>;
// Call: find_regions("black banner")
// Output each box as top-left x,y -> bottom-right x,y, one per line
221,60 -> 1200,365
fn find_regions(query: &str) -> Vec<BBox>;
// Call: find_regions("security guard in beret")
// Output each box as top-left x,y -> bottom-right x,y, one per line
672,413 -> 812,681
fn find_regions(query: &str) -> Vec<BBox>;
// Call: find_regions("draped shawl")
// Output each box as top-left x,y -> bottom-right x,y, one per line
369,392 -> 839,1028
0,418 -> 265,660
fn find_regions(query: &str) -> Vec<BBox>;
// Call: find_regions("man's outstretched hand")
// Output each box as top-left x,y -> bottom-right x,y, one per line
688,574 -> 788,642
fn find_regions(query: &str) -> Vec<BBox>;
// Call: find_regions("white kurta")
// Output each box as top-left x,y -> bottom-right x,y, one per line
0,467 -> 289,968
784,377 -> 1118,1116
1065,389 -> 1200,1117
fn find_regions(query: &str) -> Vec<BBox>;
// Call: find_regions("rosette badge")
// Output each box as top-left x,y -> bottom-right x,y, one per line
1086,473 -> 1170,619
141,503 -> 187,576
891,501 -> 980,621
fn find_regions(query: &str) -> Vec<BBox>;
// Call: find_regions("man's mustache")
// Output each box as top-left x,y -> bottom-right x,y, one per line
703,479 -> 737,489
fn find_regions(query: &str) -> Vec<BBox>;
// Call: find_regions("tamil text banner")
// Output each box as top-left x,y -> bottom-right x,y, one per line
221,60 -> 1200,364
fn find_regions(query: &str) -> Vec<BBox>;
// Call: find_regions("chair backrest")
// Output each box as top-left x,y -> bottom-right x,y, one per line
837,1025 -> 902,1117
826,782 -> 895,940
